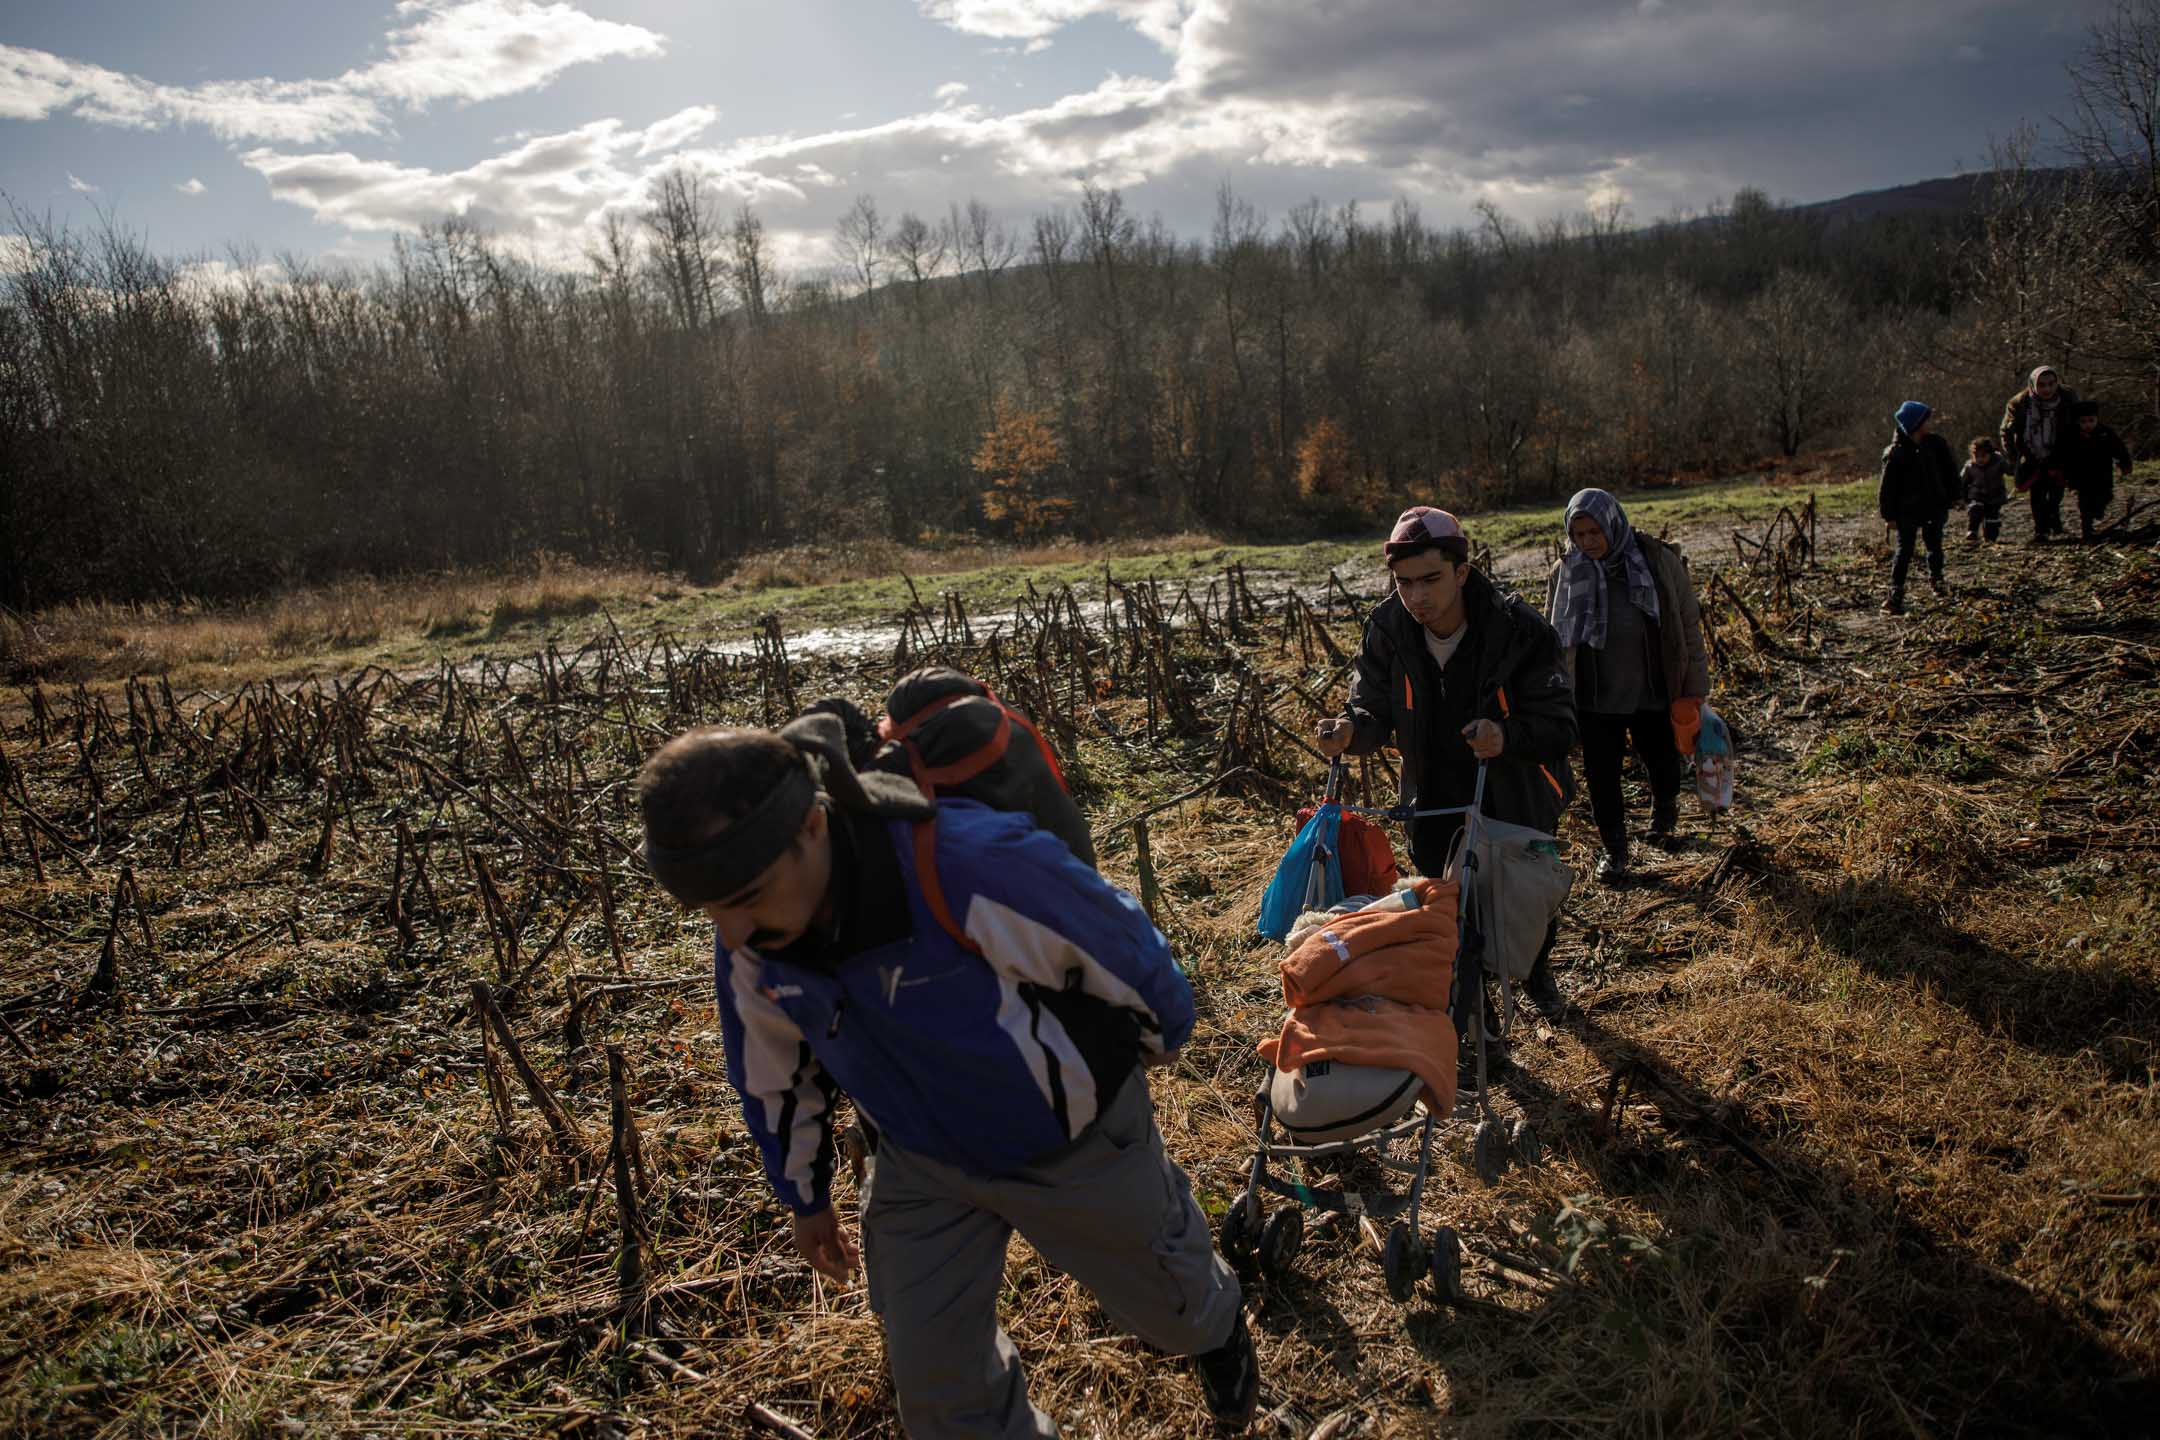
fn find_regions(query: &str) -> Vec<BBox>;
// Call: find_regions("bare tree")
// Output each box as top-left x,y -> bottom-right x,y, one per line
2062,0 -> 2160,256
2057,0 -> 2160,418
890,210 -> 948,308
642,167 -> 723,332
729,203 -> 773,328
834,194 -> 887,303
950,198 -> 1018,300
1742,269 -> 1848,456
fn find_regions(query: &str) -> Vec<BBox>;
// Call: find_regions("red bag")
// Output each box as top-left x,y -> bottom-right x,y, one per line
1296,806 -> 1401,898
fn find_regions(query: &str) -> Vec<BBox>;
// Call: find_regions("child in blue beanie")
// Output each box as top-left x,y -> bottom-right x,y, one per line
1877,401 -> 1959,614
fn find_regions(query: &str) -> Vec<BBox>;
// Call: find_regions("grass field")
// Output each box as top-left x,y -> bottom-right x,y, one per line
2,458 -> 1874,692
2,459 -> 2154,1438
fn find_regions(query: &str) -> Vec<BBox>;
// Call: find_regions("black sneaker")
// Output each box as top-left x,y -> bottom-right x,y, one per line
1594,851 -> 1630,888
1195,1310 -> 1259,1429
1880,593 -> 1904,615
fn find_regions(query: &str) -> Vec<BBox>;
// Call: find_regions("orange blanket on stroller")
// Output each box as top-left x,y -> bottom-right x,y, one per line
1260,997 -> 1458,1117
1279,876 -> 1459,1010
1261,876 -> 1460,1113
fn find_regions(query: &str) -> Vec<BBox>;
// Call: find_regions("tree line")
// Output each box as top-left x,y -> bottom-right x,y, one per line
2,5 -> 2153,610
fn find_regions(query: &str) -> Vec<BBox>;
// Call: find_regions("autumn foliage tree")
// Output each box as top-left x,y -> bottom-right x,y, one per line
1294,416 -> 1382,511
974,398 -> 1071,540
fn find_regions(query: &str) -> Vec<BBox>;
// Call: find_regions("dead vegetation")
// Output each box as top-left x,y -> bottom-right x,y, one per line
2,484 -> 2156,1437
0,557 -> 671,689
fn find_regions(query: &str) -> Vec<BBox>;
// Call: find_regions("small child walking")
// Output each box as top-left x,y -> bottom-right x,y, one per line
1961,436 -> 2010,543
2064,400 -> 2135,543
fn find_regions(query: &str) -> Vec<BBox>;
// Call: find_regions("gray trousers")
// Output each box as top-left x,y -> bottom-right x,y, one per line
860,1071 -> 1240,1439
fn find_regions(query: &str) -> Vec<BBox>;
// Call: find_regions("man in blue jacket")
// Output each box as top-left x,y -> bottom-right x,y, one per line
637,717 -> 1255,1437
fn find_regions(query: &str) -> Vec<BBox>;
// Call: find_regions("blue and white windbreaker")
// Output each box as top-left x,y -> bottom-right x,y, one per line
714,800 -> 1196,1214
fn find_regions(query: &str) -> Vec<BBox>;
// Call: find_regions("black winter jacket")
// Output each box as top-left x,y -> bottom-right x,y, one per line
1338,568 -> 1577,835
2063,423 -> 2133,494
1878,431 -> 1959,525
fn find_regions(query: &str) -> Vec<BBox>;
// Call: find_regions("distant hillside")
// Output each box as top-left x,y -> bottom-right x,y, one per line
1784,168 -> 2081,229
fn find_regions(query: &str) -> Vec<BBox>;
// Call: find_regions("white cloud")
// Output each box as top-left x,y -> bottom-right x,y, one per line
0,2 -> 665,144
176,177 -> 207,195
231,0 -> 2117,272
635,105 -> 720,156
0,235 -> 33,275
67,172 -> 97,193
349,0 -> 665,107
919,0 -> 1190,49
935,81 -> 971,102
240,109 -> 799,264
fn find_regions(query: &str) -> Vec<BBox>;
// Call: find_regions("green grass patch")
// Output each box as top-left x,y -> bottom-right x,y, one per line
666,471 -> 1879,640
1804,727 -> 1994,783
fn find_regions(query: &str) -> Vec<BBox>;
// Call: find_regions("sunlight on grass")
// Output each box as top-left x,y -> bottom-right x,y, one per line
2,559 -> 661,686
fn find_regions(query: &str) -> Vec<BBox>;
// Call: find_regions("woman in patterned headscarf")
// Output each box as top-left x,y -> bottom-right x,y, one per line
1998,365 -> 2080,542
1546,489 -> 1709,885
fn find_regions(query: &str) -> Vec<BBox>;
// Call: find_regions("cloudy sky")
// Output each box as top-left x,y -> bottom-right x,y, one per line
0,0 -> 2115,274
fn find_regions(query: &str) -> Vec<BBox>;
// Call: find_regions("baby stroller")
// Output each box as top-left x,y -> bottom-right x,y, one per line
1221,761 -> 1567,1304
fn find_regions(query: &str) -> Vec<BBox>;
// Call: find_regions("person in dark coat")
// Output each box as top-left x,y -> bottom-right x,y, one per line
1316,506 -> 1579,1016
1878,400 -> 1959,614
1545,489 -> 1711,886
2062,399 -> 2134,542
1999,365 -> 2079,541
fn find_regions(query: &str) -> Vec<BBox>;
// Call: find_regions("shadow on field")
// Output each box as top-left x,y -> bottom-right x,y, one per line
1454,1000 -> 2160,1436
1752,869 -> 2160,1084
1248,1269 -> 1361,1377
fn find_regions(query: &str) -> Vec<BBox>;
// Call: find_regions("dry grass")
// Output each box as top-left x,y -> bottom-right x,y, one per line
0,557 -> 670,687
724,531 -> 1229,593
2,486 -> 2157,1437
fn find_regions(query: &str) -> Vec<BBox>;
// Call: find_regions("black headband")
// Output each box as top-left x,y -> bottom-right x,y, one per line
639,712 -> 938,907
641,761 -> 818,906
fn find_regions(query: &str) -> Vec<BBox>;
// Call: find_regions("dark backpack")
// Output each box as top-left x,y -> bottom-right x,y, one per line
798,671 -> 1092,951
874,667 -> 1095,870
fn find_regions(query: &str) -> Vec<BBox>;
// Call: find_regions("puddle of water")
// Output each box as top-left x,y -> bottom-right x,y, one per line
701,568 -> 1391,661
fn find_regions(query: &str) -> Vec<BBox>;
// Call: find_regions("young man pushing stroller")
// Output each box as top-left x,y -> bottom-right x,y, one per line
637,711 -> 1256,1437
1314,506 -> 1580,1019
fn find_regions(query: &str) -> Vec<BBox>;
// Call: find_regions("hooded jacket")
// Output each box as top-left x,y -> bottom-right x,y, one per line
1337,567 -> 1577,835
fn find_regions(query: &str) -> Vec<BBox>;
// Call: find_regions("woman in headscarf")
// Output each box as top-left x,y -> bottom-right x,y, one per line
1546,490 -> 1710,885
1998,365 -> 2080,542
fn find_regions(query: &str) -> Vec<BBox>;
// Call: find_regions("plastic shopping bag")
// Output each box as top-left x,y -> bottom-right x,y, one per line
1258,803 -> 1343,941
1695,703 -> 1735,814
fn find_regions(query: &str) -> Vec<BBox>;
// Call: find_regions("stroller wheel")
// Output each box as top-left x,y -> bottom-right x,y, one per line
1509,1116 -> 1543,1169
1258,1206 -> 1304,1280
1381,1221 -> 1423,1301
1471,1120 -> 1506,1186
1428,1226 -> 1463,1303
1220,1190 -> 1259,1266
